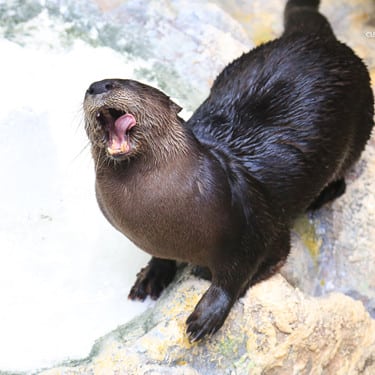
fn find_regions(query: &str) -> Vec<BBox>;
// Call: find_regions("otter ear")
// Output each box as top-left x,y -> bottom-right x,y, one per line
170,100 -> 182,114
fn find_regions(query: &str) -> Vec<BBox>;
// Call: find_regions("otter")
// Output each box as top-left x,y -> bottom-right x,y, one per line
83,0 -> 374,342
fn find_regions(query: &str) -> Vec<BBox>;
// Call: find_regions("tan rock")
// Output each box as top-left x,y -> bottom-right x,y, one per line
40,273 -> 375,375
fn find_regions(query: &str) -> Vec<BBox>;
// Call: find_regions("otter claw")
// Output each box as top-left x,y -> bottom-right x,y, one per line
185,285 -> 234,342
128,258 -> 176,301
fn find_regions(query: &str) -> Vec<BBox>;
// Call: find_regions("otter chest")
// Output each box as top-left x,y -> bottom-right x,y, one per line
95,170 -> 223,265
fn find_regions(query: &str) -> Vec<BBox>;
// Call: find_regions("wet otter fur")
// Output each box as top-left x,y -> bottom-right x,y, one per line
83,0 -> 374,342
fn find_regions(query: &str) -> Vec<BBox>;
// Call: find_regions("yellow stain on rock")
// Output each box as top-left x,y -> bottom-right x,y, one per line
370,68 -> 375,91
136,285 -> 204,363
232,12 -> 252,26
177,360 -> 188,366
294,216 -> 322,263
253,27 -> 274,45
138,324 -> 188,362
251,13 -> 276,45
91,342 -> 128,368
350,11 -> 370,27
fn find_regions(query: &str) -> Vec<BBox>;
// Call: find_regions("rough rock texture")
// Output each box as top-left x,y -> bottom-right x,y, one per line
40,273 -> 375,375
38,0 -> 374,373
283,142 -> 375,316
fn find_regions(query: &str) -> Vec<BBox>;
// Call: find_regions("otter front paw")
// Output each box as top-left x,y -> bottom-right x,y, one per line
128,258 -> 176,301
186,285 -> 234,342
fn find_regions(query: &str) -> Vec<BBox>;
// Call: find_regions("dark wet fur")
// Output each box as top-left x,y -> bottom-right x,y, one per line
84,0 -> 374,342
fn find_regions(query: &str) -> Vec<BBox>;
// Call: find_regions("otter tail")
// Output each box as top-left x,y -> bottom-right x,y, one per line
284,0 -> 335,38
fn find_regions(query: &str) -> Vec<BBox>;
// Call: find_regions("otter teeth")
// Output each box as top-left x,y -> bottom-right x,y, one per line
107,140 -> 130,155
121,142 -> 130,153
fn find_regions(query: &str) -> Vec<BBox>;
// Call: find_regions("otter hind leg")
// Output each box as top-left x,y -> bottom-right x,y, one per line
128,257 -> 176,301
240,229 -> 290,296
308,178 -> 346,211
241,257 -> 287,296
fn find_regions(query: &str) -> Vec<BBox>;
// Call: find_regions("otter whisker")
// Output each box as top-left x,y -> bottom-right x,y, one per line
71,141 -> 91,163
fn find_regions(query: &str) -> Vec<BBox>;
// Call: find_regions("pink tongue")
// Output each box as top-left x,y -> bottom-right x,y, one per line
109,113 -> 136,150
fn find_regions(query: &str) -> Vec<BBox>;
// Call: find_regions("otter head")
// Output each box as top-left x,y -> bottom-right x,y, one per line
83,79 -> 184,162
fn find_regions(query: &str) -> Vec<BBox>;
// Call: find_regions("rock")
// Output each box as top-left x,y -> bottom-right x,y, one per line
40,272 -> 375,375
103,0 -> 251,110
34,0 -> 375,373
94,0 -> 123,12
282,141 -> 375,317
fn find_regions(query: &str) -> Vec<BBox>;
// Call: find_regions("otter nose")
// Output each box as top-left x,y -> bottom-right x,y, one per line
86,79 -> 117,96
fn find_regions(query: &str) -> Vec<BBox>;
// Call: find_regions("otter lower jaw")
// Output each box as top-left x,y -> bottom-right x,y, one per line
106,137 -> 131,157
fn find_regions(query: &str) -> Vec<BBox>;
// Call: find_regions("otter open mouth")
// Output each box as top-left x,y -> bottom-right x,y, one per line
96,109 -> 136,156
